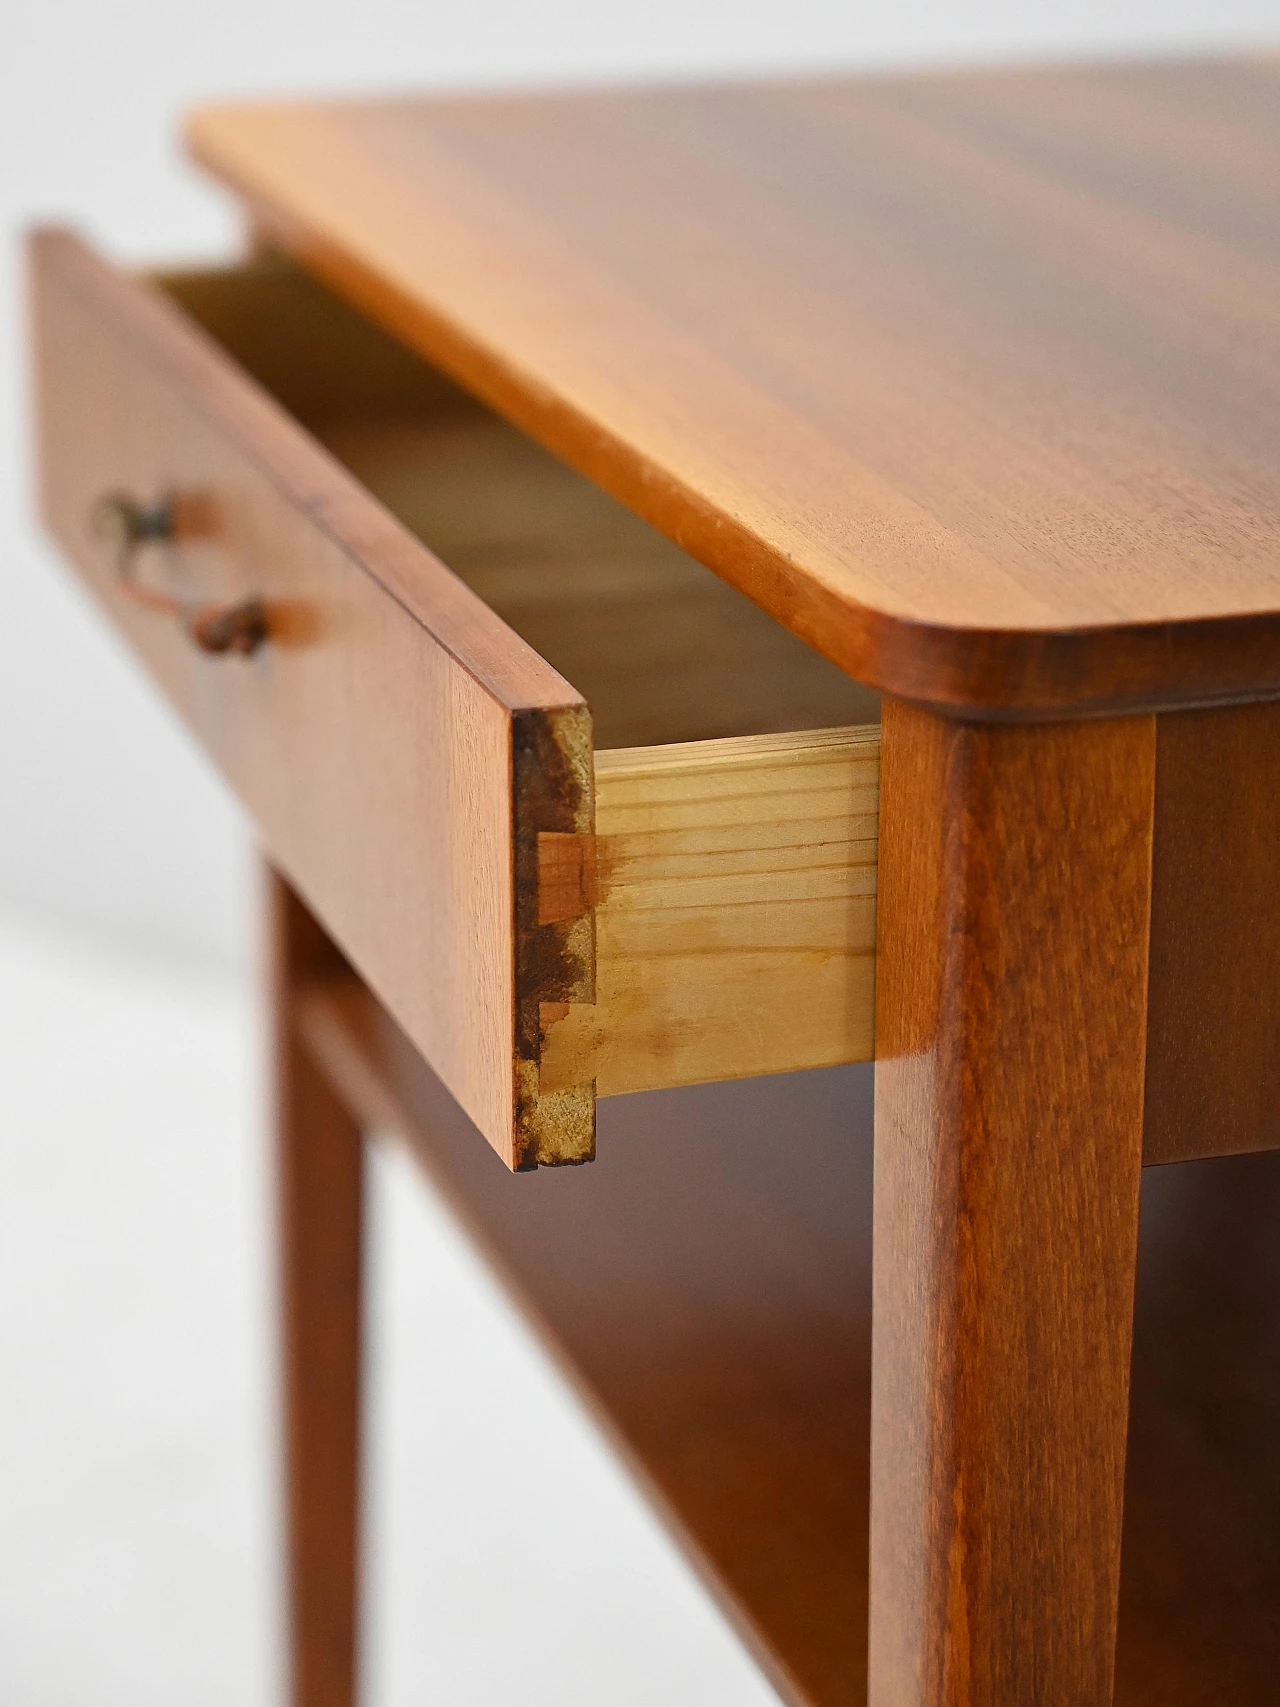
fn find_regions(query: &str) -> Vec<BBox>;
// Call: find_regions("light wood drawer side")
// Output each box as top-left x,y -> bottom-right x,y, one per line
539,726 -> 880,1098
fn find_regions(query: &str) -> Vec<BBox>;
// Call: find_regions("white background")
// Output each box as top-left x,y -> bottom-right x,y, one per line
2,8 -> 1276,1707
2,0 -> 1278,964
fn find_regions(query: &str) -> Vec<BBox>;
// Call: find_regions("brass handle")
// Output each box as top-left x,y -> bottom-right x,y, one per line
91,493 -> 267,657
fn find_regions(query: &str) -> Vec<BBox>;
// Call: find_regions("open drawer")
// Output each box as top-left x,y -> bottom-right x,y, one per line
30,230 -> 880,1168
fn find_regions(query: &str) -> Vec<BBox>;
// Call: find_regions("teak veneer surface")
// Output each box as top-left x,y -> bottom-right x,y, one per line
189,58 -> 1280,715
162,258 -> 879,748
297,974 -> 1280,1707
1144,699 -> 1280,1163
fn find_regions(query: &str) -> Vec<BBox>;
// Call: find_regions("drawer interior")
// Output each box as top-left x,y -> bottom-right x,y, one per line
156,258 -> 883,1103
156,257 -> 880,1107
157,258 -> 880,751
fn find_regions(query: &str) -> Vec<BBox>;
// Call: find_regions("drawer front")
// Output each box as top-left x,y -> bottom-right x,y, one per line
30,228 -> 593,1170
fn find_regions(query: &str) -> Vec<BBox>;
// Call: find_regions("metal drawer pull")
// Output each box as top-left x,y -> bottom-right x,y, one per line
91,492 -> 268,656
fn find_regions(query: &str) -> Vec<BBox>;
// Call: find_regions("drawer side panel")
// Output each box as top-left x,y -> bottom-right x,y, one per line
540,726 -> 879,1097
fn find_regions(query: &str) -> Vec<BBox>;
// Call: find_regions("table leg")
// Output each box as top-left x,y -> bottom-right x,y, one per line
268,868 -> 364,1707
868,702 -> 1155,1706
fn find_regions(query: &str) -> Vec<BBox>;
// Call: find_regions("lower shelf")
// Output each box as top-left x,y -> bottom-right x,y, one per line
1117,1154 -> 1280,1703
298,977 -> 1280,1707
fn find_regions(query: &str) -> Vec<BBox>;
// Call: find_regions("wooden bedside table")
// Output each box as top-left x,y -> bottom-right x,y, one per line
28,55 -> 1280,1707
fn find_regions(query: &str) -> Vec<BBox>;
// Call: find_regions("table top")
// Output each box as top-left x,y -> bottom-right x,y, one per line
189,57 -> 1280,716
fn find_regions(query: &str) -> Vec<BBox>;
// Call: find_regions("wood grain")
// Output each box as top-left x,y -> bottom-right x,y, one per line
294,967 -> 1280,1707
35,240 -> 888,1150
29,228 -> 590,1169
269,869 -> 363,1707
159,256 -> 879,748
42,237 -> 1280,1165
870,701 -> 1154,1706
324,413 -> 880,749
1144,699 -> 1280,1164
540,726 -> 879,1096
188,60 -> 1280,715
1116,1148 -> 1280,1702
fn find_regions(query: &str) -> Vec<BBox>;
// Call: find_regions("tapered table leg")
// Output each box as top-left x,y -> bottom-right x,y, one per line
869,702 -> 1155,1706
268,868 -> 364,1707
